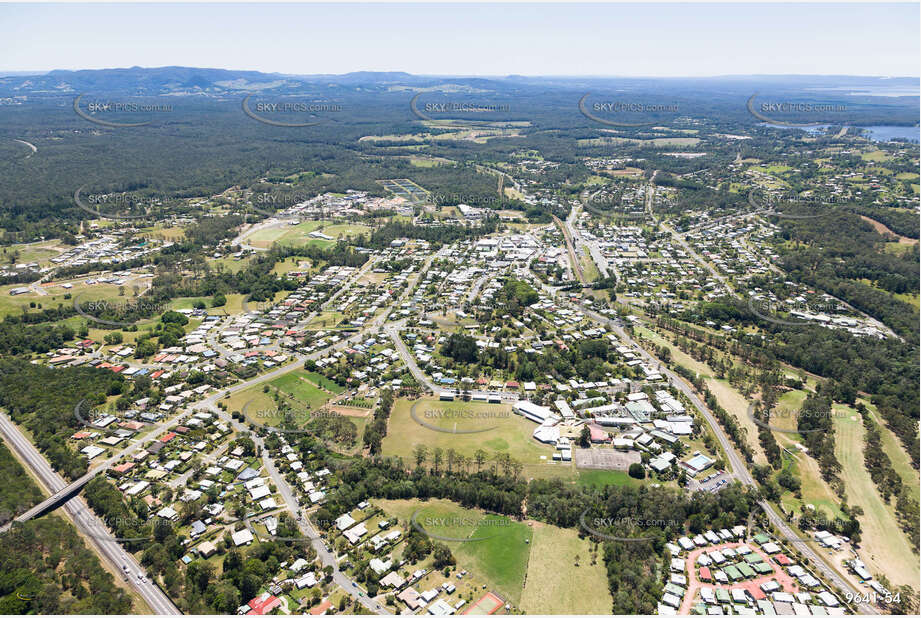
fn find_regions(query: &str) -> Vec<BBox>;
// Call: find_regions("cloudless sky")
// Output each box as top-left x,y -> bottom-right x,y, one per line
0,2 -> 918,76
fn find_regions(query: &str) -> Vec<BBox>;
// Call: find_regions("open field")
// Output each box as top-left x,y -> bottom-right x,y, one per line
635,325 -> 713,378
381,397 -> 555,465
707,378 -> 768,466
576,468 -> 643,488
1,239 -> 62,265
225,370 -> 335,425
832,404 -> 920,590
245,220 -> 326,247
578,136 -> 700,148
376,498 -> 532,605
520,521 -> 612,614
860,399 -> 920,503
270,371 -> 336,409
0,281 -> 134,319
580,247 -> 600,282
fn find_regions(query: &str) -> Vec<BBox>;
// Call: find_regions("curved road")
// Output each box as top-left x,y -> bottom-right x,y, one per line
579,307 -> 876,615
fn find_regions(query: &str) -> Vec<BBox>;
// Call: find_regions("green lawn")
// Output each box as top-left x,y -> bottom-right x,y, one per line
377,498 -> 532,604
0,282 -> 139,319
304,371 -> 345,394
577,469 -> 644,488
270,371 -> 335,409
832,403 -> 919,590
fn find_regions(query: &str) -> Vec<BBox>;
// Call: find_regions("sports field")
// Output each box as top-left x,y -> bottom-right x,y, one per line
245,220 -> 327,247
269,371 -> 335,409
380,397 -> 556,465
245,220 -> 371,249
464,592 -> 503,615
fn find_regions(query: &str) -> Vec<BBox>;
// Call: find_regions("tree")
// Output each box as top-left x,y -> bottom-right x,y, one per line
413,444 -> 428,468
628,463 -> 646,479
473,449 -> 487,472
432,543 -> 456,568
579,426 -> 591,447
441,333 -> 478,364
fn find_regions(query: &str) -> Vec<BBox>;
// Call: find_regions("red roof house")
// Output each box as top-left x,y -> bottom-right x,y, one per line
246,593 -> 281,616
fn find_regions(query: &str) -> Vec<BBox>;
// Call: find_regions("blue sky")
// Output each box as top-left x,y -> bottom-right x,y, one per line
1,2 -> 918,76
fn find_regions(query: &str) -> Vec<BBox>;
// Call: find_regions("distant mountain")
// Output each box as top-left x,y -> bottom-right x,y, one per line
0,66 -> 916,103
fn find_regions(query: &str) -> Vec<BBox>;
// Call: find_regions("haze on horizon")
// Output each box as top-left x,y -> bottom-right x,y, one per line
0,2 -> 918,78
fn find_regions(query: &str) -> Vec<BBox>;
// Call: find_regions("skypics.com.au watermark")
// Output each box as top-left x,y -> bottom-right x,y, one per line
748,296 -> 841,328
73,294 -> 168,327
73,94 -> 172,128
579,93 -> 679,127
242,399 -> 341,435
745,511 -> 848,546
746,93 -> 847,128
74,508 -> 177,543
748,188 -> 842,220
410,509 -> 510,543
74,186 -> 164,220
423,409 -> 510,421
242,95 -> 342,128
579,508 -> 681,542
4,508 -> 177,544
409,401 -> 501,435
746,401 -> 851,435
430,193 -> 503,207
248,191 -> 324,218
409,93 -> 512,128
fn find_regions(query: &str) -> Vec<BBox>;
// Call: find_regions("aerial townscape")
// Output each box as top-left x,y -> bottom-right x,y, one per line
0,2 -> 918,617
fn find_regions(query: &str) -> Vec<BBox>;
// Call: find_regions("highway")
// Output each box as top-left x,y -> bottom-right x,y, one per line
4,405 -> 196,529
0,412 -> 181,615
578,307 -> 876,615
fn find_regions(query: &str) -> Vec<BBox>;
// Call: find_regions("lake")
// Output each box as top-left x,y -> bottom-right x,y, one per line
760,123 -> 919,143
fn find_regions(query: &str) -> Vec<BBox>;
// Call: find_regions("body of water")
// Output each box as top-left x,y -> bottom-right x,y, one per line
760,123 -> 920,143
861,125 -> 920,143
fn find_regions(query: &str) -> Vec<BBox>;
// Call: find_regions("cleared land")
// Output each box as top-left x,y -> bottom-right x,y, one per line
832,404 -> 920,590
377,498 -> 532,605
520,522 -> 612,614
381,397 -> 555,466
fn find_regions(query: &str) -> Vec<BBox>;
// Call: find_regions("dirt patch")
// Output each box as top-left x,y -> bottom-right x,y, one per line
860,215 -> 918,245
327,406 -> 372,418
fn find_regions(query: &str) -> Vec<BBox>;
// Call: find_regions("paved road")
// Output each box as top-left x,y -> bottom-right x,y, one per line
0,413 -> 181,615
661,222 -> 734,296
553,213 -> 584,285
578,307 -> 876,614
197,401 -> 389,615
383,321 -> 519,403
5,406 -> 196,528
